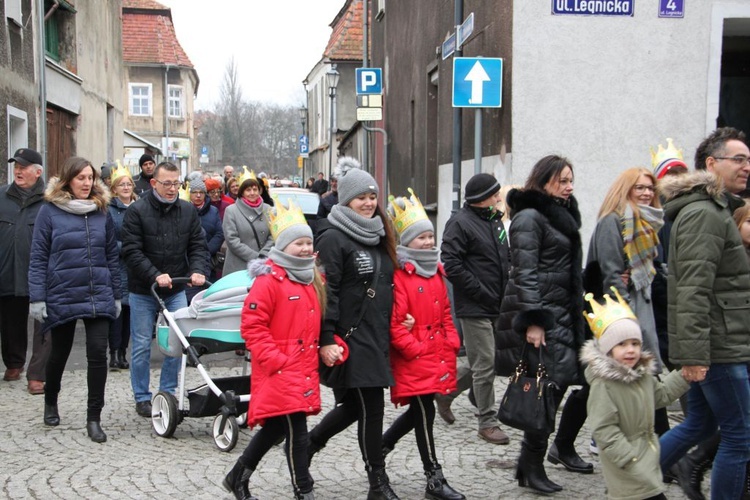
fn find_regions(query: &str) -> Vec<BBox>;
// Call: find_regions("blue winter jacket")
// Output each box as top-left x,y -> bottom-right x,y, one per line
109,197 -> 132,305
28,186 -> 121,333
196,200 -> 224,256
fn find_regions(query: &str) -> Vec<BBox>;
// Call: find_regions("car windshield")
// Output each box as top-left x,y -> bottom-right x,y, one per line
273,191 -> 320,215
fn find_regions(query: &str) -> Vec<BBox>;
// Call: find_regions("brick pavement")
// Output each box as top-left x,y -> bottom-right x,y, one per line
0,353 -> 697,499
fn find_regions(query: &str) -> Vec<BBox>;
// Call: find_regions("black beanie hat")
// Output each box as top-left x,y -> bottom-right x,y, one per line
139,153 -> 155,168
465,173 -> 501,203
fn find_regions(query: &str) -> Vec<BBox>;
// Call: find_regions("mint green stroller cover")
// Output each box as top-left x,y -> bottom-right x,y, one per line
157,271 -> 254,357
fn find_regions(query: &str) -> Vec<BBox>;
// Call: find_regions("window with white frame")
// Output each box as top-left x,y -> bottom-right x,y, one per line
168,85 -> 183,118
129,83 -> 152,116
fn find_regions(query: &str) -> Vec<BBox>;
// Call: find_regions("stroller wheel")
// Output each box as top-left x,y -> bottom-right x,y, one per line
212,414 -> 239,452
152,392 -> 179,438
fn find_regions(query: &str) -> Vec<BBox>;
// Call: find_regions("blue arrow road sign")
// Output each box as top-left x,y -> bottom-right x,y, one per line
299,135 -> 309,155
356,68 -> 383,95
452,57 -> 503,108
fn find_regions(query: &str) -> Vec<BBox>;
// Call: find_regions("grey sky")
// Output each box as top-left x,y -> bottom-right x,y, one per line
160,0 -> 344,110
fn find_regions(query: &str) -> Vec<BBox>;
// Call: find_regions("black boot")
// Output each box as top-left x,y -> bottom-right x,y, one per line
675,433 -> 719,500
547,442 -> 593,474
425,466 -> 465,500
367,468 -> 400,500
117,349 -> 129,369
307,435 -> 325,467
109,350 -> 119,371
44,404 -> 60,426
517,439 -> 561,494
549,388 -> 592,475
86,421 -> 107,443
222,461 -> 257,500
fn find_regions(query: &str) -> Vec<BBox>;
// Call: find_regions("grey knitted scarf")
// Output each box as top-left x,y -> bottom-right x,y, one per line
328,205 -> 385,246
397,245 -> 439,278
268,247 -> 315,285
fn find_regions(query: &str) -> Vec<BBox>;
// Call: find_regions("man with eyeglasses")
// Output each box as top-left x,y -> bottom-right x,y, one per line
658,127 -> 750,500
121,161 -> 209,418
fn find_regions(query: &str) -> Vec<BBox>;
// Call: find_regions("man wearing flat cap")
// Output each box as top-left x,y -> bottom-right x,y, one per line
0,148 -> 50,394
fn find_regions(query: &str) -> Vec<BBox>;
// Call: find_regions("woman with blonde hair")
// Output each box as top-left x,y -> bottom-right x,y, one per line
588,167 -> 668,434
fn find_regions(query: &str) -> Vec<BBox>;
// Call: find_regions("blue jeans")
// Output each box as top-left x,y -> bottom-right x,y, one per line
659,363 -> 750,500
129,291 -> 187,404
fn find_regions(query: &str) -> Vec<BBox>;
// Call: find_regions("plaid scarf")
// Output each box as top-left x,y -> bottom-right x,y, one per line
622,204 -> 663,292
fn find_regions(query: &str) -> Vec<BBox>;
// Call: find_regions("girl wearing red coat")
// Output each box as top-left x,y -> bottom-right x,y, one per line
383,190 -> 465,500
223,199 -> 325,500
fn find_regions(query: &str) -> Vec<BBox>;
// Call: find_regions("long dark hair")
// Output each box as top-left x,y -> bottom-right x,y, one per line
525,155 -> 573,193
375,204 -> 398,267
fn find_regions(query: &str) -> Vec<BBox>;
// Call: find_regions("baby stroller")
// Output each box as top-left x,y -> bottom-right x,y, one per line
151,272 -> 253,452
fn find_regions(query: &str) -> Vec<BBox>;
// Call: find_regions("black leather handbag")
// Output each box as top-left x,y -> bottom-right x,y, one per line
496,344 -> 559,434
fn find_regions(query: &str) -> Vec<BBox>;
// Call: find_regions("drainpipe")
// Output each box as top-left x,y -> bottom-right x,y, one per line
164,64 -> 170,163
37,0 -> 48,170
44,0 -> 59,21
362,0 -> 369,170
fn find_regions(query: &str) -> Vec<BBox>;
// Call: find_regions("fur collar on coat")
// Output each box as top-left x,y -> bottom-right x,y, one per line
506,188 -> 582,239
45,177 -> 110,211
658,170 -> 724,202
580,339 -> 657,384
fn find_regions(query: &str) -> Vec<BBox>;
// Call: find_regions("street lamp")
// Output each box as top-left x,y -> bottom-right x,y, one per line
326,67 -> 340,177
298,105 -> 307,181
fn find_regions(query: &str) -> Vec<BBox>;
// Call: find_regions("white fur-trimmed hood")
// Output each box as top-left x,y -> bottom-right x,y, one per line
658,170 -> 724,202
580,339 -> 657,384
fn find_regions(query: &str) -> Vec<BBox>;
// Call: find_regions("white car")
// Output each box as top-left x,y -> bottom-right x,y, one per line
268,187 -> 321,229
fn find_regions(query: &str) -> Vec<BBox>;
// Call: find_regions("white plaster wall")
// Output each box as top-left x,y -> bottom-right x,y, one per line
511,0 -> 729,251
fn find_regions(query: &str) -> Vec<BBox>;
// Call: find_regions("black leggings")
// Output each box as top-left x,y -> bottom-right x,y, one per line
45,318 -> 109,421
108,304 -> 130,351
309,387 -> 386,472
382,394 -> 439,471
239,412 -> 312,494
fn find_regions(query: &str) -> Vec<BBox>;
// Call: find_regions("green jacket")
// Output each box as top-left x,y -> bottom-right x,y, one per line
582,341 -> 689,500
661,171 -> 750,365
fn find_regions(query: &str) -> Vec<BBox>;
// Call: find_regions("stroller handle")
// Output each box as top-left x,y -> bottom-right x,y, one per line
150,276 -> 214,307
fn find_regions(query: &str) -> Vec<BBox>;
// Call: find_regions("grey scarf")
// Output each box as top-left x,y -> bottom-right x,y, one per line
53,199 -> 99,215
397,245 -> 439,278
152,190 -> 179,205
328,205 -> 385,246
268,247 -> 315,285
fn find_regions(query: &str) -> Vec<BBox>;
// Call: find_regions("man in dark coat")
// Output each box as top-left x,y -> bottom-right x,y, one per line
122,161 -> 209,417
133,153 -> 156,195
0,148 -> 50,394
316,175 -> 338,219
440,173 -> 511,445
311,172 -> 329,196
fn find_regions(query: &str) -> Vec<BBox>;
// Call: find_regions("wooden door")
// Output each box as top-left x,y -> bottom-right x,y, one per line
45,106 -> 77,179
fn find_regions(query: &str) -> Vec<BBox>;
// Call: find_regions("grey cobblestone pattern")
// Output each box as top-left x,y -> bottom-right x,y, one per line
0,353 -> 698,499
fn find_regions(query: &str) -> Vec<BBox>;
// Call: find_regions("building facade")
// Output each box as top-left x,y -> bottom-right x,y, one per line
367,0 -> 750,244
122,0 -> 198,176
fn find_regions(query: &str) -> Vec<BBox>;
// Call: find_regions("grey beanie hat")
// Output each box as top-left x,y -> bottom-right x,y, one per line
598,318 -> 642,355
190,177 -> 206,193
335,156 -> 379,206
387,196 -> 434,247
273,216 -> 313,252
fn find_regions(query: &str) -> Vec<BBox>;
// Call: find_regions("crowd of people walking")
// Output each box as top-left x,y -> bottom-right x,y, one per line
1,126 -> 749,500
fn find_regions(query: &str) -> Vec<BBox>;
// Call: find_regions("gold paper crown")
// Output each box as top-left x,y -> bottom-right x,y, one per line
179,181 -> 190,202
110,160 -> 132,184
583,287 -> 638,340
650,138 -> 684,169
238,166 -> 256,186
268,196 -> 308,241
387,188 -> 429,235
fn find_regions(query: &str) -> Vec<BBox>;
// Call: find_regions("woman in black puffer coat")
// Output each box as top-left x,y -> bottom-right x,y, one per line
495,155 -> 589,494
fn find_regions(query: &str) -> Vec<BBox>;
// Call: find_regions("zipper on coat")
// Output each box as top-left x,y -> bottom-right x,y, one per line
85,213 -> 96,316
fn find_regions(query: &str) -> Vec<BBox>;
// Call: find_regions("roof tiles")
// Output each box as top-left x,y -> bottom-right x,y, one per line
122,3 -> 193,67
324,0 -> 365,62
